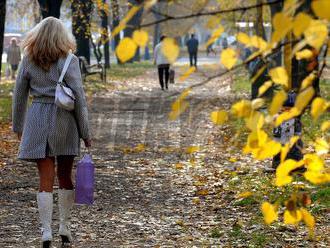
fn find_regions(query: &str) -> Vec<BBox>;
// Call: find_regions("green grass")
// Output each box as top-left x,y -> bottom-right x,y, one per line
310,187 -> 330,214
106,61 -> 153,79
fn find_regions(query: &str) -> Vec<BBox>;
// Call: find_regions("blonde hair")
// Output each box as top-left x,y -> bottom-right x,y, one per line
22,17 -> 76,71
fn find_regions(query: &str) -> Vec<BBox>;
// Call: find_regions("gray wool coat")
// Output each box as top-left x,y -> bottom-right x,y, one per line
12,54 -> 90,161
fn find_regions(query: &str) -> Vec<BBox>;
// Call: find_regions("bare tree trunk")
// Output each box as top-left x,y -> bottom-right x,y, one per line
124,0 -> 144,62
111,0 -> 120,64
38,0 -> 63,19
100,0 -> 110,68
0,0 -> 6,79
71,0 -> 93,64
255,0 -> 266,39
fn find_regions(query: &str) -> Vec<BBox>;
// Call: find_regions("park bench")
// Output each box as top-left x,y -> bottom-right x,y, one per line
78,56 -> 106,83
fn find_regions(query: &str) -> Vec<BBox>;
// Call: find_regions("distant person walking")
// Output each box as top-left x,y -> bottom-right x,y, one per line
186,34 -> 199,67
12,17 -> 91,247
154,35 -> 170,90
7,38 -> 21,79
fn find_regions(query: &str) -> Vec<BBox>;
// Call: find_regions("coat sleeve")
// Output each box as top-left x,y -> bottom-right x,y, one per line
64,55 -> 91,140
12,56 -> 30,133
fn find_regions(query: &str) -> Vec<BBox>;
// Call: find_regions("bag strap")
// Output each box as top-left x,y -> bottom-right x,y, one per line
58,53 -> 73,84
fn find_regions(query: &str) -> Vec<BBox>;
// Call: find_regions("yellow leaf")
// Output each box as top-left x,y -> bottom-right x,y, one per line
295,49 -> 313,60
210,110 -> 229,125
246,130 -> 268,150
269,90 -> 287,115
162,38 -> 179,64
174,163 -> 184,170
275,159 -> 303,187
111,23 -> 126,38
254,140 -> 282,160
115,38 -> 138,63
134,143 -> 145,152
250,35 -> 268,51
321,121 -> 330,132
300,73 -> 316,91
206,16 -> 221,29
295,86 -> 315,112
186,146 -> 200,154
314,137 -> 329,155
168,100 -> 189,120
284,209 -> 302,225
196,189 -> 209,196
304,153 -> 325,171
269,67 -> 288,87
261,202 -> 278,225
275,107 -> 300,127
304,20 -> 328,50
236,32 -> 250,46
132,30 -> 149,47
293,13 -> 312,37
252,98 -> 265,110
245,111 -> 264,131
271,13 -> 293,43
237,191 -> 253,198
206,25 -> 224,47
304,171 -> 330,184
231,100 -> 252,118
311,0 -> 330,21
281,136 -> 300,162
192,197 -> 201,204
229,157 -> 237,163
179,66 -> 196,81
221,48 -> 237,70
300,208 -> 315,231
311,97 -> 327,121
258,81 -> 273,97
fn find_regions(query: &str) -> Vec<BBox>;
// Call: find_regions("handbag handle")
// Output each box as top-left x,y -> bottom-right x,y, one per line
58,53 -> 73,84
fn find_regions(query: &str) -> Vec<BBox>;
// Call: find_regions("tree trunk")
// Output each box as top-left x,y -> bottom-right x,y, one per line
100,0 -> 110,68
123,0 -> 144,62
255,0 -> 266,40
38,0 -> 63,19
0,0 -> 6,79
152,3 -> 162,49
71,0 -> 93,64
111,0 -> 120,63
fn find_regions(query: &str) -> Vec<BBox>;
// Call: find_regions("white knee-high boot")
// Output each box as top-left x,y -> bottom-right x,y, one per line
58,189 -> 74,241
37,192 -> 53,242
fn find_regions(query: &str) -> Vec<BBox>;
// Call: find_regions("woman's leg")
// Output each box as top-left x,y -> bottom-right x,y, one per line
57,155 -> 74,189
36,157 -> 55,245
37,157 -> 55,192
57,155 -> 75,244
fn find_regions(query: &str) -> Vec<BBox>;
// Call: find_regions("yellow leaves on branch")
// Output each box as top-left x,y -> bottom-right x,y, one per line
162,38 -> 179,64
210,110 -> 228,125
269,67 -> 288,88
111,6 -> 140,37
220,48 -> 237,70
295,86 -> 315,112
300,73 -> 316,91
258,81 -> 273,97
132,30 -> 149,47
314,138 -> 329,155
312,0 -> 330,21
236,32 -> 250,46
115,38 -> 138,63
284,209 -> 302,225
261,202 -> 278,225
311,97 -> 328,121
272,13 -> 293,43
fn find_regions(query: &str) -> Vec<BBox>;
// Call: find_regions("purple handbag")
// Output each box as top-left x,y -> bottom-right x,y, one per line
75,154 -> 94,205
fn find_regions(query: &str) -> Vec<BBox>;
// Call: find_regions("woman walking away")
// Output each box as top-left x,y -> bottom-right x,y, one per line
7,38 -> 21,79
12,17 -> 91,248
154,35 -> 170,91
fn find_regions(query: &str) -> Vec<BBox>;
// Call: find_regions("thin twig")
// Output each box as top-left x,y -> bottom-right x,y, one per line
140,0 -> 284,28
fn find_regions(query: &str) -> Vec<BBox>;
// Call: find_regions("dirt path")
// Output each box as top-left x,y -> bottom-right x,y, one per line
0,68 -> 329,247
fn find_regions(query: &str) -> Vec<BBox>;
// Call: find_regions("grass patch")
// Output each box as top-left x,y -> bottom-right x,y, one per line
231,69 -> 250,94
310,187 -> 330,214
0,97 -> 12,121
210,228 -> 222,238
106,61 -> 153,80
